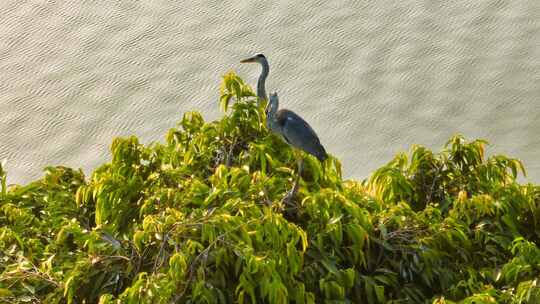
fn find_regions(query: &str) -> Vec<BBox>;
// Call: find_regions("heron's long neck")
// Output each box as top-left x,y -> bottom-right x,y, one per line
266,97 -> 279,132
257,59 -> 269,102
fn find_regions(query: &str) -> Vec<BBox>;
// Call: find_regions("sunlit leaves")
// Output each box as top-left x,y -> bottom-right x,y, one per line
1,73 -> 539,304
220,71 -> 255,112
0,159 -> 7,197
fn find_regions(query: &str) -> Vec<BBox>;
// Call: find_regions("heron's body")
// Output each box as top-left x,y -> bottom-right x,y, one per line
266,93 -> 327,162
274,109 -> 327,162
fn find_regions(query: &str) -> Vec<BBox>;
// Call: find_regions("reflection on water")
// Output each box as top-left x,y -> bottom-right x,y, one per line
0,0 -> 539,184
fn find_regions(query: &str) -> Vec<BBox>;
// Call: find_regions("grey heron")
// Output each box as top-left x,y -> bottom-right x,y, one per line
267,92 -> 328,203
240,54 -> 327,202
240,53 -> 269,104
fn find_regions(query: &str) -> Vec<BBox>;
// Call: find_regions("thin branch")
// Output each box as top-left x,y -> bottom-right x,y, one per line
171,216 -> 262,303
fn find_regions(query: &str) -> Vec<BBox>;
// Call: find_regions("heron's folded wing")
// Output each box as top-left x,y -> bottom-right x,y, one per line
278,109 -> 327,161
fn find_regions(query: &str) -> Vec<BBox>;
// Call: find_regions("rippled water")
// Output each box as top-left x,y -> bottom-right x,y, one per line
1,0 -> 539,184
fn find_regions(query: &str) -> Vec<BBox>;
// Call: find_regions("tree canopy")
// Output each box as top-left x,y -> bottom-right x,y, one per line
1,72 -> 539,303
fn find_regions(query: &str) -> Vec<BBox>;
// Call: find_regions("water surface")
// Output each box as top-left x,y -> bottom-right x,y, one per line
0,0 -> 539,184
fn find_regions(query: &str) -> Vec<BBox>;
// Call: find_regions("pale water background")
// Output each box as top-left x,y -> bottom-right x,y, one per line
0,0 -> 539,185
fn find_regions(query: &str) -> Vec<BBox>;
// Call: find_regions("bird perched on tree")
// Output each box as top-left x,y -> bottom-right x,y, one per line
241,54 -> 327,203
266,92 -> 327,202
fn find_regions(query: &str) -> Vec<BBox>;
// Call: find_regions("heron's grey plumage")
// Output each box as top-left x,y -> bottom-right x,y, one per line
277,110 -> 327,162
267,93 -> 328,162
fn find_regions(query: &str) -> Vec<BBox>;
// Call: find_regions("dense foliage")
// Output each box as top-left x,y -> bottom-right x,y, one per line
1,72 -> 539,303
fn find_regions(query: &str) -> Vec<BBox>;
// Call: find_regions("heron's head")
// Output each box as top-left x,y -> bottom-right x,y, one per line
240,53 -> 266,64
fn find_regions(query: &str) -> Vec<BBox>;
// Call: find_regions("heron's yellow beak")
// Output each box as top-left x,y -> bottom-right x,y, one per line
240,57 -> 256,63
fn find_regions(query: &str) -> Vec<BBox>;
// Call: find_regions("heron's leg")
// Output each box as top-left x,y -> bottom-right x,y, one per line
283,153 -> 303,206
290,157 -> 303,194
